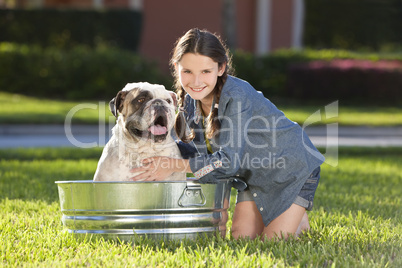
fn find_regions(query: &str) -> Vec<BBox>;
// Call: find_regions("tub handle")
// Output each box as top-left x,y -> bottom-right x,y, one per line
178,184 -> 206,207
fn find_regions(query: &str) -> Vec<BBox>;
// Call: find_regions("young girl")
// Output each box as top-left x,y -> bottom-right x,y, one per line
130,28 -> 325,240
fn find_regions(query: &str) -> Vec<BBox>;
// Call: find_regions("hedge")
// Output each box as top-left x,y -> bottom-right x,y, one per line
1,43 -> 401,103
0,9 -> 142,51
0,43 -> 171,100
232,49 -> 402,104
286,59 -> 402,102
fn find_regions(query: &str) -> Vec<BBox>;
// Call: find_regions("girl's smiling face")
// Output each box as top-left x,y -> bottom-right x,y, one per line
176,53 -> 225,106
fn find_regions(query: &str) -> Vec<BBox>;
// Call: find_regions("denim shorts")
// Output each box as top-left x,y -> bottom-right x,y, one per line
236,166 -> 321,211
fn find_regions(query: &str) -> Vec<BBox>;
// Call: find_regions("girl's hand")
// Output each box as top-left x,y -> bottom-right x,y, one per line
129,157 -> 190,181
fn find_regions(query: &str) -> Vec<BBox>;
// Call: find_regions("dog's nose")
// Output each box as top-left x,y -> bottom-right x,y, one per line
152,100 -> 167,113
153,100 -> 164,106
153,99 -> 169,109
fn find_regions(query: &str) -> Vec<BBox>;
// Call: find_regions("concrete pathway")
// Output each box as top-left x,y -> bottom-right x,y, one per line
0,124 -> 401,148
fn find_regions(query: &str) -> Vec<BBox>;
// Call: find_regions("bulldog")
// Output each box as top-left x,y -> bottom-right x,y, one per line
93,82 -> 186,181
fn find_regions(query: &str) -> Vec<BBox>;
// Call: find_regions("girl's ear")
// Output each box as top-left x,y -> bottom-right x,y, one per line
218,62 -> 227,76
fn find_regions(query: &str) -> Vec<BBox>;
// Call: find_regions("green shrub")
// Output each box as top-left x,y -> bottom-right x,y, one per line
2,44 -> 401,103
233,49 -> 402,103
0,43 -> 172,100
287,59 -> 402,102
0,9 -> 142,51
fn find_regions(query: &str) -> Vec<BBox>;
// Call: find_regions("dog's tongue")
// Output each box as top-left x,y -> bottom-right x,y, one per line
149,125 -> 167,135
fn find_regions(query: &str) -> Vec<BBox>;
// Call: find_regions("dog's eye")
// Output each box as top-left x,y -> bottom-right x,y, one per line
165,99 -> 172,104
137,98 -> 145,103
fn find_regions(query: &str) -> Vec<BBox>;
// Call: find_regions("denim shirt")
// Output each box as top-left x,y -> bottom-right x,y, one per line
178,75 -> 325,226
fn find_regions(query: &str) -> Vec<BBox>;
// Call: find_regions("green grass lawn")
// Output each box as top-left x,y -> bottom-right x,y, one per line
0,92 -> 109,125
0,147 -> 401,267
1,91 -> 402,126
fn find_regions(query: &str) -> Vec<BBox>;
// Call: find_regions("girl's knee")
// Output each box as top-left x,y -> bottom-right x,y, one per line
262,204 -> 307,240
231,223 -> 260,240
296,212 -> 310,236
231,201 -> 264,239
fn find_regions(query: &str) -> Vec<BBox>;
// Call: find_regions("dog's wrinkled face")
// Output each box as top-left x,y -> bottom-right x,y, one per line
110,82 -> 177,143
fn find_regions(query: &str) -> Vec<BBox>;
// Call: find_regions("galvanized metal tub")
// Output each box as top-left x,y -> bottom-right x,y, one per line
55,179 -> 232,241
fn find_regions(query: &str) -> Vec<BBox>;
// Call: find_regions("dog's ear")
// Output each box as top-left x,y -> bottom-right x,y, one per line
109,97 -> 117,118
169,91 -> 178,110
109,90 -> 128,118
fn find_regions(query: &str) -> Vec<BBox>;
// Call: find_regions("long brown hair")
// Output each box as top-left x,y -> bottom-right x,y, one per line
170,28 -> 233,142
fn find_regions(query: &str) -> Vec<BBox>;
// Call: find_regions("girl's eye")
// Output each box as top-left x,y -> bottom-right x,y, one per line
203,70 -> 211,74
183,70 -> 191,74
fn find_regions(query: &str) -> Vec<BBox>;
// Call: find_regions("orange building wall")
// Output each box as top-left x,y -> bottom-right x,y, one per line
271,0 -> 293,50
139,0 -> 224,73
236,0 -> 256,52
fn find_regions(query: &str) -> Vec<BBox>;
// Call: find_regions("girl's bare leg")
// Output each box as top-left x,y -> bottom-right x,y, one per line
231,201 -> 264,239
296,212 -> 310,236
231,202 -> 309,240
262,204 -> 306,240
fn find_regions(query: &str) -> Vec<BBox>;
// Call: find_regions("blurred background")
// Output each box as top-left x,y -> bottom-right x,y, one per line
0,0 -> 401,104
